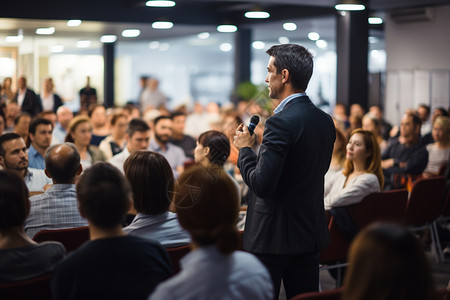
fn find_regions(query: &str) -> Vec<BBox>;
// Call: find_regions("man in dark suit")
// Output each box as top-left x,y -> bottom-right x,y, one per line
13,76 -> 42,117
234,44 -> 335,299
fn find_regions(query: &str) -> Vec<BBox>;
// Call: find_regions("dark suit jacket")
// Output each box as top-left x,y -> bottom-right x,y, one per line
13,89 -> 42,116
238,95 -> 335,254
38,93 -> 63,113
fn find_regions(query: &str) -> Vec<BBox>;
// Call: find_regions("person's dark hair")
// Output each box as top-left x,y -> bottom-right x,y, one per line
14,112 -> 31,126
418,104 -> 430,116
435,107 -> 449,117
405,112 -> 422,128
124,151 -> 173,215
153,115 -> 172,127
0,170 -> 30,232
76,162 -> 132,229
45,143 -> 80,183
171,111 -> 186,119
127,118 -> 150,138
110,113 -> 127,126
198,130 -> 230,167
174,165 -> 239,254
342,223 -> 435,300
0,133 -> 22,156
29,117 -> 53,135
266,44 -> 313,91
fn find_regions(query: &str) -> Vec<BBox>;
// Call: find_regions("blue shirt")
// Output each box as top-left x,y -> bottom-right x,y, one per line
124,212 -> 190,247
52,123 -> 66,145
273,92 -> 307,114
149,245 -> 273,300
28,144 -> 45,170
149,139 -> 186,178
24,168 -> 52,192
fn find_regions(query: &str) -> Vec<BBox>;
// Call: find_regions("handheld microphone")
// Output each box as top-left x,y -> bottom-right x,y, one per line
248,115 -> 260,136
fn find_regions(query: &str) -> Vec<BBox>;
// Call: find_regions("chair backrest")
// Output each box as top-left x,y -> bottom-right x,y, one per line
320,216 -> 350,265
166,244 -> 191,274
436,288 -> 450,300
347,189 -> 408,229
32,226 -> 90,253
290,287 -> 343,300
404,176 -> 446,226
442,189 -> 450,217
0,273 -> 52,300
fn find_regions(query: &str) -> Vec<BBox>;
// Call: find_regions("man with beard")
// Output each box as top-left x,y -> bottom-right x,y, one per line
0,133 -> 51,193
149,116 -> 186,177
28,118 -> 53,169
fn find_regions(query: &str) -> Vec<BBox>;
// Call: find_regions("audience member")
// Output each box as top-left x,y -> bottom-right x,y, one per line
185,102 -> 210,139
362,113 -> 387,152
342,223 -> 435,300
139,77 -> 168,113
28,118 -> 53,170
222,112 -> 243,168
369,105 -> 392,141
149,116 -> 186,177
99,113 -> 128,160
333,103 -> 349,130
109,118 -> 150,172
0,111 -> 5,136
3,101 -> 21,133
325,126 -> 347,184
423,116 -> 450,177
13,112 -> 31,145
150,165 -> 273,299
1,77 -> 14,103
65,115 -> 106,170
422,107 -> 449,145
347,114 -> 362,137
25,143 -> 87,238
324,129 -> 383,210
51,162 -> 172,300
38,110 -> 57,127
0,133 -> 51,193
123,151 -> 190,247
38,77 -> 63,113
381,113 -> 428,189
417,104 -> 431,136
79,76 -> 97,114
0,170 -> 65,283
169,111 -> 196,160
350,103 -> 365,118
52,106 -> 73,145
88,104 -> 109,146
13,75 -> 42,117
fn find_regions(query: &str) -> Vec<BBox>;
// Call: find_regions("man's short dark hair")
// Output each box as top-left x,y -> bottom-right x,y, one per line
0,133 -> 22,156
76,162 -> 132,229
266,44 -> 313,91
418,104 -> 430,116
153,115 -> 172,127
127,118 -> 150,138
45,143 -> 80,183
406,112 -> 422,128
29,117 -> 53,135
14,112 -> 31,125
171,111 -> 186,119
0,170 -> 29,232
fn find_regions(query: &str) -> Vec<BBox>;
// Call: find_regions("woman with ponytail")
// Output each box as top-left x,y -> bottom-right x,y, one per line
150,165 -> 273,300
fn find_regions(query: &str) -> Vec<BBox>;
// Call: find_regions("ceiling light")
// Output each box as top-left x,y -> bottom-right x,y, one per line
149,41 -> 160,49
283,23 -> 297,31
278,36 -> 290,44
50,45 -> 64,53
122,29 -> 141,38
335,0 -> 365,11
220,43 -> 232,52
76,40 -> 91,48
316,40 -> 328,49
100,35 -> 117,43
145,0 -> 176,7
217,25 -> 237,33
6,34 -> 23,42
152,21 -> 173,29
36,27 -> 55,35
245,11 -> 270,19
67,20 -> 82,27
252,41 -> 265,50
197,32 -> 210,39
368,17 -> 383,24
308,32 -> 320,41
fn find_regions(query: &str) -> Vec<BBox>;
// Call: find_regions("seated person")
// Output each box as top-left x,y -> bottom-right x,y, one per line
123,151 -> 190,247
51,163 -> 172,300
342,223 -> 435,300
0,170 -> 65,283
324,129 -> 383,210
381,113 -> 428,189
325,125 -> 347,184
150,165 -> 273,300
423,116 -> 450,177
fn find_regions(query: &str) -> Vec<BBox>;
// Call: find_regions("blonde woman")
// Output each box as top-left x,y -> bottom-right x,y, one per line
423,116 -> 450,177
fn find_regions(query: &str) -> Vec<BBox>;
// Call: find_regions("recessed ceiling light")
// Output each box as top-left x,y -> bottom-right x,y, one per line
245,11 -> 270,19
122,29 -> 141,38
100,35 -> 117,43
220,43 -> 233,52
278,36 -> 290,44
6,35 -> 23,42
67,20 -> 82,27
145,0 -> 176,7
149,41 -> 160,49
283,23 -> 297,31
76,40 -> 91,48
368,17 -> 383,24
50,45 -> 64,53
36,27 -> 55,35
197,32 -> 210,39
217,25 -> 237,33
252,41 -> 265,50
308,32 -> 320,41
152,21 -> 173,29
316,40 -> 328,49
335,4 -> 365,11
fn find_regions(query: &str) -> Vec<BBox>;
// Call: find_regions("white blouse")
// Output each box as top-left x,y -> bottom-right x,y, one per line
324,172 -> 380,210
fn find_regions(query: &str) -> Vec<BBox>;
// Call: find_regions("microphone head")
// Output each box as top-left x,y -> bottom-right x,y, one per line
250,115 -> 260,125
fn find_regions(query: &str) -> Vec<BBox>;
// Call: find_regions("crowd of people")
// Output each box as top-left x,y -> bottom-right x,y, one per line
1,43 -> 450,299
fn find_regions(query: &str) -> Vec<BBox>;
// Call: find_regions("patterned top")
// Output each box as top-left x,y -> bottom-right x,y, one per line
425,143 -> 450,174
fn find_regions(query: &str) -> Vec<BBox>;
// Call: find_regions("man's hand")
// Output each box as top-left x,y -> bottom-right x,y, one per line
233,124 -> 256,150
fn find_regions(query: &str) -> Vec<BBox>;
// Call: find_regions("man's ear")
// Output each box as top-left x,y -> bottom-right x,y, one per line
281,69 -> 289,83
76,164 -> 83,176
77,201 -> 85,218
29,134 -> 35,143
204,146 -> 210,156
44,168 -> 51,179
